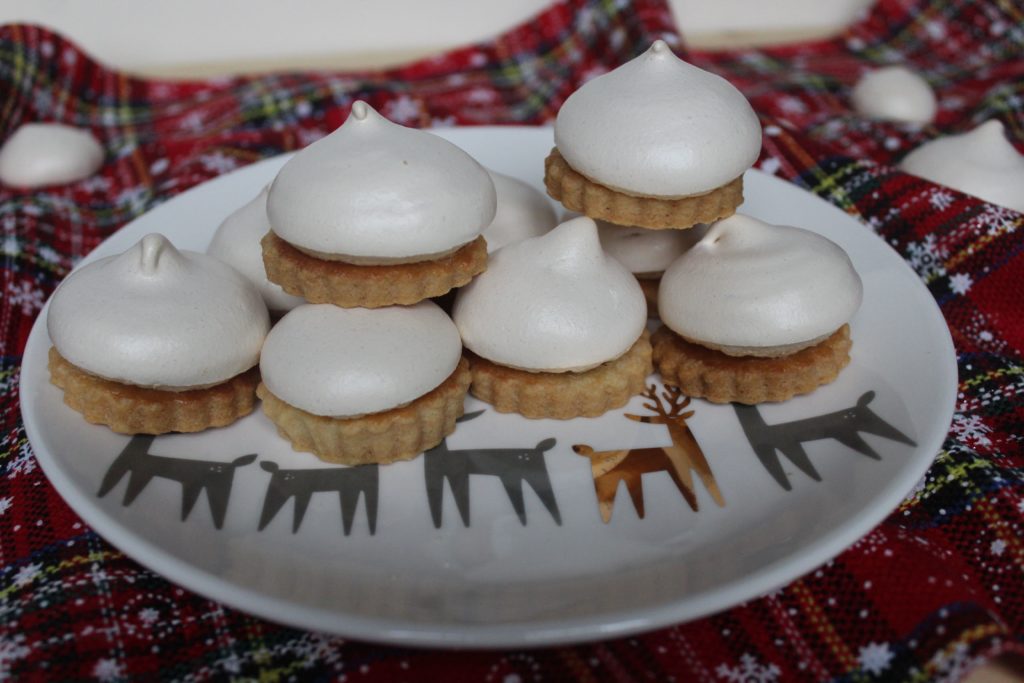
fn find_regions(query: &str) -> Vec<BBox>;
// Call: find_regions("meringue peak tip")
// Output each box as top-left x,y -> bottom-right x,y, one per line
350,101 -> 373,122
712,213 -> 755,229
701,218 -> 732,246
138,233 -> 176,275
542,216 -> 604,262
702,213 -> 765,245
874,64 -> 916,76
650,39 -> 671,55
555,215 -> 599,237
976,119 -> 1007,137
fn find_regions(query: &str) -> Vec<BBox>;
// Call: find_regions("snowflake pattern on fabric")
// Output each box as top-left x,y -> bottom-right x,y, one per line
383,95 -> 423,124
858,641 -> 894,676
929,188 -> 955,211
12,562 -> 41,588
92,658 -> 125,682
199,152 -> 239,174
7,281 -> 44,316
0,634 -> 31,679
5,436 -> 37,479
905,234 -> 948,281
950,413 -> 993,448
716,653 -> 782,683
948,272 -> 973,295
930,642 -> 981,683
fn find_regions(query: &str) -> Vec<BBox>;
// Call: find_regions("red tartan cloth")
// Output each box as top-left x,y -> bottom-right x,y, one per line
1,0 -> 1023,680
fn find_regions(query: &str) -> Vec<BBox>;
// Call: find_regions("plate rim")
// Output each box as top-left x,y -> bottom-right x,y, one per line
19,125 -> 958,648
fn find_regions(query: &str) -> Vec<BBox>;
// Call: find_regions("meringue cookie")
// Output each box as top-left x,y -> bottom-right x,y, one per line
851,66 -> 937,125
48,233 -> 270,388
207,187 -> 304,313
260,302 -> 462,417
453,216 -> 647,372
554,40 -> 761,197
0,123 -> 104,188
267,101 -> 496,261
482,170 -> 558,252
598,221 -> 708,276
899,120 -> 1024,212
659,214 -> 862,354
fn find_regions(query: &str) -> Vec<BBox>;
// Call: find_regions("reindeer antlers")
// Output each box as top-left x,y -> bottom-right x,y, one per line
659,383 -> 686,403
640,383 -> 661,413
636,383 -> 693,418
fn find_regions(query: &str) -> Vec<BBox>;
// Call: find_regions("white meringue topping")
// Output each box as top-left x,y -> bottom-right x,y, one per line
598,221 -> 708,275
259,302 -> 462,418
482,170 -> 558,253
267,101 -> 496,260
0,123 -> 104,188
207,187 -> 304,314
851,66 -> 937,125
659,214 -> 862,353
554,40 -> 762,197
899,120 -> 1024,212
48,234 -> 270,388
453,216 -> 647,372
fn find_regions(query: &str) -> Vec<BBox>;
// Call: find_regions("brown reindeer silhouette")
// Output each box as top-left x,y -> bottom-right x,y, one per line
573,384 -> 723,523
97,435 -> 257,529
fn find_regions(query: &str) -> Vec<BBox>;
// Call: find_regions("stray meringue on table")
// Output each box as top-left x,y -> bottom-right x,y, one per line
899,119 -> 1024,213
0,123 -> 104,188
851,65 -> 937,125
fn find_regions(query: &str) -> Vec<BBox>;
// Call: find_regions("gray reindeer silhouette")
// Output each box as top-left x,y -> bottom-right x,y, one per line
734,391 -> 916,490
257,462 -> 378,535
97,435 -> 256,528
424,411 -> 561,527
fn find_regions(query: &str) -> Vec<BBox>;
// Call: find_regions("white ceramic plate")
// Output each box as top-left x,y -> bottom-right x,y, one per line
21,127 -> 957,648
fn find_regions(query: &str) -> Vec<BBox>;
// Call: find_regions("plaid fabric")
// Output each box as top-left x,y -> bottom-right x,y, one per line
1,0 -> 1022,679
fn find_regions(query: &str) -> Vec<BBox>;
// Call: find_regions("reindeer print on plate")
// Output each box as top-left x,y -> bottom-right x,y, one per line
20,127 -> 957,648
574,384 -> 725,522
90,385 -> 916,535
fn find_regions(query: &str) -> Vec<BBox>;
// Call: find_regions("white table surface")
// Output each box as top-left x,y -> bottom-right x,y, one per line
2,0 -> 873,76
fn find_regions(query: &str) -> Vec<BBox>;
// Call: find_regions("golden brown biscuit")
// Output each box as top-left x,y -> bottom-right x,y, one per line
257,358 -> 471,465
48,347 -> 259,434
652,324 -> 852,404
544,148 -> 742,229
262,232 -> 487,308
466,331 -> 653,419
